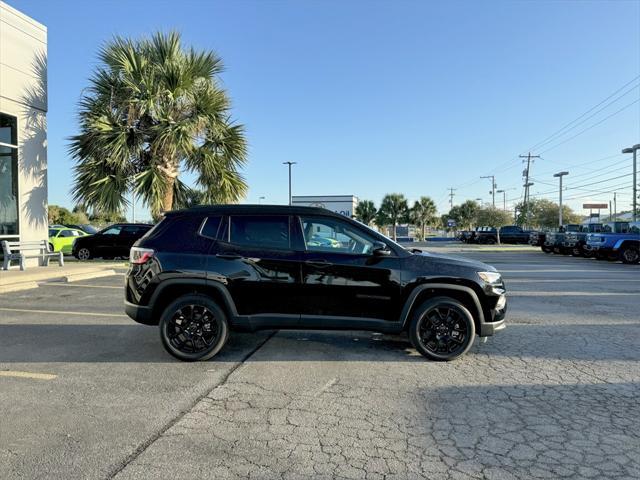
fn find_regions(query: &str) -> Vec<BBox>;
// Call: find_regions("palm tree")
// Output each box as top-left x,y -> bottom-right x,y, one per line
355,200 -> 377,226
377,193 -> 409,241
69,32 -> 247,219
410,196 -> 437,241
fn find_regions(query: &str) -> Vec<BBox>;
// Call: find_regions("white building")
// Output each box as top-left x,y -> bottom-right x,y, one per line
291,195 -> 358,218
0,1 -> 48,253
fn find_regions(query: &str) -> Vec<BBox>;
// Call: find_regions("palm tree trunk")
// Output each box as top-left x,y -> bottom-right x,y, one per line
162,176 -> 176,213
158,158 -> 179,214
392,221 -> 397,241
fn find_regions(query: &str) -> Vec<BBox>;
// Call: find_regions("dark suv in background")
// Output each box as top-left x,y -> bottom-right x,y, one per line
72,223 -> 153,260
125,206 -> 507,362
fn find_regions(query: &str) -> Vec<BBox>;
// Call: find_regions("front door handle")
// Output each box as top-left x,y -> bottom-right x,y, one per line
216,253 -> 243,260
304,259 -> 331,268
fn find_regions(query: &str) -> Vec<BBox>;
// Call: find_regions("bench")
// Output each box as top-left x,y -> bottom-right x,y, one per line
1,240 -> 64,271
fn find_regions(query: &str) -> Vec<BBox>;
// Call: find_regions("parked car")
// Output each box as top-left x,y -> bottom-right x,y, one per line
72,223 -> 153,260
48,227 -> 88,253
563,223 -> 603,257
529,230 -> 550,252
544,224 -> 581,254
64,223 -> 99,235
124,205 -> 507,362
475,225 -> 532,244
585,222 -> 639,263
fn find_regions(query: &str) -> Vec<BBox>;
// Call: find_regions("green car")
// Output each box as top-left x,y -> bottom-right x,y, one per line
48,227 -> 88,254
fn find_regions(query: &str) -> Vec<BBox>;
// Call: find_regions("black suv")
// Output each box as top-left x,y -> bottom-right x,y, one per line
72,223 -> 153,260
125,206 -> 507,362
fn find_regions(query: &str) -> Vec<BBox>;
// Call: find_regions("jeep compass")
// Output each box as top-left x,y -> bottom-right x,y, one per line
125,205 -> 507,361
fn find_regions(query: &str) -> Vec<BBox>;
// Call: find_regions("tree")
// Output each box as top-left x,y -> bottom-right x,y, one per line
410,196 -> 437,240
355,200 -> 377,226
515,199 -> 581,229
456,200 -> 480,230
69,32 -> 248,220
476,206 -> 512,244
48,205 -> 89,225
376,194 -> 409,241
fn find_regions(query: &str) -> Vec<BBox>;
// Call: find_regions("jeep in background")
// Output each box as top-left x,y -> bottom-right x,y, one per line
125,205 -> 507,362
543,224 -> 581,254
585,222 -> 639,264
563,223 -> 603,257
529,230 -> 550,252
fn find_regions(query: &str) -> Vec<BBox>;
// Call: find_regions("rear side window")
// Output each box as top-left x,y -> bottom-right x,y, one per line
149,215 -> 209,252
229,215 -> 290,250
200,216 -> 222,239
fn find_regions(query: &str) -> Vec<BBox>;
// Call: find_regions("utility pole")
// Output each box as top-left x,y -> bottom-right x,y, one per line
282,162 -> 297,206
519,152 -> 541,215
480,175 -> 496,207
553,171 -> 569,227
622,144 -> 639,222
613,192 -> 617,220
448,188 -> 456,210
258,196 -> 266,204
496,190 -> 507,211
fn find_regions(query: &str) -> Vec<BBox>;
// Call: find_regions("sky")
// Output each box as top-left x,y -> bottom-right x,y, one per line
8,0 -> 640,221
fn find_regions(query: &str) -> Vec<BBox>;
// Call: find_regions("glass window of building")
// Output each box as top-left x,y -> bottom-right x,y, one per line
0,113 -> 19,236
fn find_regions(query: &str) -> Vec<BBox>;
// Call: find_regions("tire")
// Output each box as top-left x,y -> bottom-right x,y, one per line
159,294 -> 229,362
485,238 -> 496,245
571,246 -> 583,257
541,245 -> 552,253
619,246 -> 640,265
409,296 -> 476,361
48,243 -> 55,253
76,247 -> 92,260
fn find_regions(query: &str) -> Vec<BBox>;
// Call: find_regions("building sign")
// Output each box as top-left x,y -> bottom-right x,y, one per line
291,195 -> 358,218
583,203 -> 608,209
447,219 -> 457,227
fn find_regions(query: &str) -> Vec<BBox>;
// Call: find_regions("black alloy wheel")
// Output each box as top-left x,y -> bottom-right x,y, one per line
620,246 -> 640,265
159,294 -> 229,361
409,297 -> 476,361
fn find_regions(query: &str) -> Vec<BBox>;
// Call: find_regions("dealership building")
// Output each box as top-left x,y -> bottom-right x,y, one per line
291,195 -> 358,218
0,1 -> 48,248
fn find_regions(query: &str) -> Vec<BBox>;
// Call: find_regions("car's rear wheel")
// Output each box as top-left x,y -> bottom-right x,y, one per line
620,246 -> 640,264
409,297 -> 476,361
571,246 -> 583,257
48,243 -> 54,252
76,247 -> 91,260
159,294 -> 229,362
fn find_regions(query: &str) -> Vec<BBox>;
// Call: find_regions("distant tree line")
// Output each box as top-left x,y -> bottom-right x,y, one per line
48,205 -> 126,227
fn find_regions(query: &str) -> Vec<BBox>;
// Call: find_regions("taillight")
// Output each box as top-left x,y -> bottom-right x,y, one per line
130,247 -> 155,264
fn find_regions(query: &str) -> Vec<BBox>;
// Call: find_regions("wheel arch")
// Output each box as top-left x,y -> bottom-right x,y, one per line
149,279 -> 238,324
400,282 -> 486,331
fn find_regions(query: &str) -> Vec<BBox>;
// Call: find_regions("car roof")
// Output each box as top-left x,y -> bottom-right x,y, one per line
165,204 -> 352,218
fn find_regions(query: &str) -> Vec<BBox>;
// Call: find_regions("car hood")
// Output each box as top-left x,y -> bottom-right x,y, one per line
410,250 -> 497,272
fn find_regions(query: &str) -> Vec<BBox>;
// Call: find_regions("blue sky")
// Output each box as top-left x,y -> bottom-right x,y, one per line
10,0 -> 640,220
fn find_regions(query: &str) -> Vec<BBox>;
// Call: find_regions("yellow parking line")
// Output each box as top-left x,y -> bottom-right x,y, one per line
0,307 -> 128,317
0,370 -> 57,380
45,283 -> 122,289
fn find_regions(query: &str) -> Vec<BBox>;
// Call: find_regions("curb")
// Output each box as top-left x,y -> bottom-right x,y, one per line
63,269 -> 117,283
0,281 -> 40,294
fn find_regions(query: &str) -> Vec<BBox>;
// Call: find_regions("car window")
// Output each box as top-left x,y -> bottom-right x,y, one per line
301,216 -> 376,254
200,216 -> 222,239
48,229 -> 58,237
121,225 -> 151,236
102,226 -> 122,235
59,230 -> 77,237
229,215 -> 290,250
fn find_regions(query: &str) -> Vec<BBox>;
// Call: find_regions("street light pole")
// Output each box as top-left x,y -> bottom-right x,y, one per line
282,162 -> 297,206
481,175 -> 496,208
622,144 -> 639,222
258,196 -> 266,205
553,171 -> 569,227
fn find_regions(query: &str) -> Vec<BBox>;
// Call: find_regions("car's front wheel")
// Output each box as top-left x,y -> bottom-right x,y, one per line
76,247 -> 91,260
409,297 -> 476,361
620,246 -> 640,264
571,246 -> 583,257
159,294 -> 229,361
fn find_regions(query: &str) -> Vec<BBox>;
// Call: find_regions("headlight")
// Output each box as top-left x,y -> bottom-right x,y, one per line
478,271 -> 502,284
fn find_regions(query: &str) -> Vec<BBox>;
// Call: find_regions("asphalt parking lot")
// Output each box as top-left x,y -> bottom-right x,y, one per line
1,247 -> 638,480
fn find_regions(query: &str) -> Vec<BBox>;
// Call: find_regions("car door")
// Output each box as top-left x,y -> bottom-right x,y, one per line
212,214 -> 302,323
95,225 -> 122,256
297,214 -> 402,322
117,225 -> 149,257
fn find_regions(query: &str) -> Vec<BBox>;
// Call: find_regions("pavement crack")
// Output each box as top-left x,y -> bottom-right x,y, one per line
105,329 -> 278,480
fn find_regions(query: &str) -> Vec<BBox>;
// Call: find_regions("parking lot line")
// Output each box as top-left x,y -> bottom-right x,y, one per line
509,291 -> 638,296
0,370 -> 57,380
0,307 -> 128,318
44,283 -> 122,289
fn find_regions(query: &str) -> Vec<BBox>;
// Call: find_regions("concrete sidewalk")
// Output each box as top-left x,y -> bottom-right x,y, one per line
0,261 -> 125,293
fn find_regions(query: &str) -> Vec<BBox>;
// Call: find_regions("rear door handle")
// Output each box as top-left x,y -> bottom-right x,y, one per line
304,259 -> 331,268
216,253 -> 243,260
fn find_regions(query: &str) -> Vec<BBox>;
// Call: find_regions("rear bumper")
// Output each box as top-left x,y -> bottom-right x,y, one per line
124,300 -> 155,325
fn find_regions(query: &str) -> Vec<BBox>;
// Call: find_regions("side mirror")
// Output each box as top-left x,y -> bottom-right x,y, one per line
372,241 -> 391,256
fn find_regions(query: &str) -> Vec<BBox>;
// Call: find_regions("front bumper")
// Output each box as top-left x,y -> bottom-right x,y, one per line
479,293 -> 507,337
